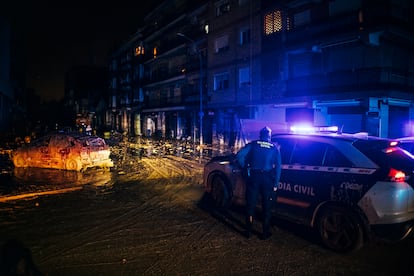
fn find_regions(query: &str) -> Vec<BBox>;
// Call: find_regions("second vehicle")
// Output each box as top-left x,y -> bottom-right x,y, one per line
12,133 -> 114,171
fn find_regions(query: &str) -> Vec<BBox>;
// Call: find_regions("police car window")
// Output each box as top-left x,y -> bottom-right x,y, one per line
291,141 -> 326,166
354,139 -> 414,170
273,138 -> 295,164
323,146 -> 352,167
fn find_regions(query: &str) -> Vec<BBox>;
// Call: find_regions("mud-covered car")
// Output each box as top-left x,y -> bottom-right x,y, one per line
203,128 -> 414,253
12,133 -> 114,171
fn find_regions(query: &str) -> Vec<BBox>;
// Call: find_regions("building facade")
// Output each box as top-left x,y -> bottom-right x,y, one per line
108,0 -> 414,148
257,0 -> 414,139
108,0 -> 209,143
207,0 -> 263,149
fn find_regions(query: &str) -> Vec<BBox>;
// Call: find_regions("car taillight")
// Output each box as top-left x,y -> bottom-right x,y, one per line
384,147 -> 398,154
388,168 -> 406,182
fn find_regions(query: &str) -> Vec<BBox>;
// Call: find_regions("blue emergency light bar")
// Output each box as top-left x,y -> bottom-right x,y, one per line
290,125 -> 339,134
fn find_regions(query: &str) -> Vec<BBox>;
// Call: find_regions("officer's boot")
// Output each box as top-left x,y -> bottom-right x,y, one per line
245,215 -> 253,238
262,219 -> 272,240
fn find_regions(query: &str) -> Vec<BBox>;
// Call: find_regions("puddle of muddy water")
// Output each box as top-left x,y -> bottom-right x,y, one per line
0,167 -> 114,197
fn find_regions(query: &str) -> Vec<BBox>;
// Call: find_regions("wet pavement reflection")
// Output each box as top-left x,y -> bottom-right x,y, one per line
0,167 -> 113,200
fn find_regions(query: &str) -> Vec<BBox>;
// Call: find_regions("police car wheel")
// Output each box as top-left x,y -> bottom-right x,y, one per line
317,206 -> 364,253
210,175 -> 230,209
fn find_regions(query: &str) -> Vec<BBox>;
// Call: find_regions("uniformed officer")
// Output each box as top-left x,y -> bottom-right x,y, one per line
236,126 -> 281,239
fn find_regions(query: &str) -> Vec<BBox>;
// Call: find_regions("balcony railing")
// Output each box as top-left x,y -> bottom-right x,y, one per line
261,67 -> 413,98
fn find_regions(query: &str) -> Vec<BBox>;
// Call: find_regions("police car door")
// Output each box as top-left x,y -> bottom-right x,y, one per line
275,137 -> 341,225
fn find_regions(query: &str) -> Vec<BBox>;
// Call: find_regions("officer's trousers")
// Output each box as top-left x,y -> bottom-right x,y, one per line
245,171 -> 274,231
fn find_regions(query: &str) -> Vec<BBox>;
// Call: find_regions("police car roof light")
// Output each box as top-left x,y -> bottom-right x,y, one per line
290,125 -> 338,134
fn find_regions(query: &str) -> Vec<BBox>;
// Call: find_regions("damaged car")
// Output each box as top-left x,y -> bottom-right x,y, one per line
12,133 -> 114,171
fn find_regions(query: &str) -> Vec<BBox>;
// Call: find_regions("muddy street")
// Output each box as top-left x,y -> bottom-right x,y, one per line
0,155 -> 413,275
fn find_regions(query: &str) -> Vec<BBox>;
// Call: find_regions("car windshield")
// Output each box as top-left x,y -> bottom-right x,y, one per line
78,137 -> 107,147
353,139 -> 414,171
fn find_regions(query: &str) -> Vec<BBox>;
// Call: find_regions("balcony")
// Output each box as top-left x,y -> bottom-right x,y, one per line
279,67 -> 414,98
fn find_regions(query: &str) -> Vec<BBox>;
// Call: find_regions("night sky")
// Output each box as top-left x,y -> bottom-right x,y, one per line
2,1 -> 162,102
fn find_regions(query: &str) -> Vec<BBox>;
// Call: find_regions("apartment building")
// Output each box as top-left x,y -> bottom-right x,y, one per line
257,0 -> 414,139
207,0 -> 263,147
109,0 -> 414,146
208,0 -> 414,148
108,0 -> 209,141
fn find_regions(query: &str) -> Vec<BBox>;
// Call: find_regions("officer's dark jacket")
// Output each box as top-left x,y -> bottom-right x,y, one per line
237,139 -> 282,185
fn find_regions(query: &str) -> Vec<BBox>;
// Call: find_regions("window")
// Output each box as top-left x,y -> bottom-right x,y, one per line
288,52 -> 322,78
111,95 -> 116,108
215,35 -> 229,53
214,72 -> 229,91
264,10 -> 283,35
133,67 -> 139,80
111,60 -> 117,70
216,0 -> 230,16
240,28 -> 251,45
134,46 -> 144,56
329,0 -> 361,16
239,67 -> 250,87
153,47 -> 157,58
323,146 -> 352,167
133,87 -> 144,103
139,64 -> 144,79
294,10 -> 310,27
134,42 -> 145,56
291,141 -> 326,166
274,138 -> 295,164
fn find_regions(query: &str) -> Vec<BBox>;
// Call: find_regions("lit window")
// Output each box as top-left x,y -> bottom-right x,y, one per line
215,35 -> 229,53
214,72 -> 229,91
134,45 -> 145,56
153,47 -> 157,58
264,10 -> 283,35
239,67 -> 250,87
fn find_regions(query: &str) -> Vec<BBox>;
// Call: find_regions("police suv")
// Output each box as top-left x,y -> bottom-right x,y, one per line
203,126 -> 414,253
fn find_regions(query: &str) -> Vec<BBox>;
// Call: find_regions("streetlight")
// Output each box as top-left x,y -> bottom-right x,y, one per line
177,32 -> 204,162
